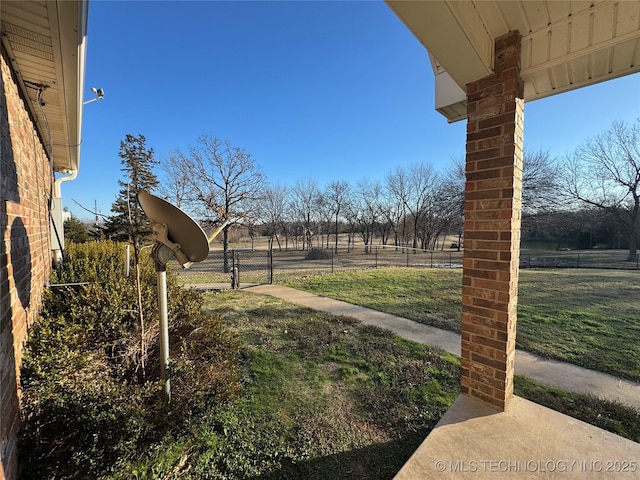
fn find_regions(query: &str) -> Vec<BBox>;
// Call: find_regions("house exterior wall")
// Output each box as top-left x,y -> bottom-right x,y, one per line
461,31 -> 524,411
1,44 -> 52,480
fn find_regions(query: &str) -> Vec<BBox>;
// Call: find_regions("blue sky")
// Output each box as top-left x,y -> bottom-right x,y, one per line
67,0 -> 640,220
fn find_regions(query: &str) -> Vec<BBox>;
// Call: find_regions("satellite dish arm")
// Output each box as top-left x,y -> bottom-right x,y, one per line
207,218 -> 234,245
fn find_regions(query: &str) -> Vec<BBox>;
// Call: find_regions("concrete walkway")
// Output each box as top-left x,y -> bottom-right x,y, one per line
245,284 -> 640,411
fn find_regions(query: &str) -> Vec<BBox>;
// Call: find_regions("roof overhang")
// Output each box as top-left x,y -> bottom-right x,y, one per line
386,0 -> 640,122
1,0 -> 88,171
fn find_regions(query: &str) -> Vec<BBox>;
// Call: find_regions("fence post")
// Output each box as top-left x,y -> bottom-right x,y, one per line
231,251 -> 240,289
375,246 -> 378,268
268,247 -> 273,284
406,249 -> 409,267
431,251 -> 433,268
236,252 -> 241,288
331,249 -> 334,273
231,251 -> 236,289
577,253 -> 580,268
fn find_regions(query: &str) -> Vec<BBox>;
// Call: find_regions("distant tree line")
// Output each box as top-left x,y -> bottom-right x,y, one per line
72,119 -> 639,263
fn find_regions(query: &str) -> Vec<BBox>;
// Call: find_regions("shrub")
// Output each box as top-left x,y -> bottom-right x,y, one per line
63,216 -> 90,244
304,248 -> 333,260
19,241 -> 241,479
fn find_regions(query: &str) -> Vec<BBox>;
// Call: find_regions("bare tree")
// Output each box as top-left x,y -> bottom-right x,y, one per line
157,150 -> 192,210
522,149 -> 561,213
379,189 -> 405,247
325,180 -> 351,252
289,179 -> 321,250
347,179 -> 383,253
424,180 -> 463,250
179,136 -> 265,270
385,162 -> 439,249
415,177 -> 449,250
315,193 -> 333,249
375,204 -> 394,246
442,158 -> 466,250
385,166 -> 410,247
561,120 -> 640,261
445,150 -> 561,250
522,208 -> 605,250
260,183 -> 289,250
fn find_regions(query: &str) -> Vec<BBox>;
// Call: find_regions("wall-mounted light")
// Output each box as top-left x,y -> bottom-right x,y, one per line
83,87 -> 105,105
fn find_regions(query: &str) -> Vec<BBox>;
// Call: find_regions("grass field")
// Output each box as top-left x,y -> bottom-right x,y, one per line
207,292 -> 640,447
116,291 -> 638,478
279,268 -> 640,381
117,291 -> 461,479
32,288 -> 637,479
94,265 -> 640,476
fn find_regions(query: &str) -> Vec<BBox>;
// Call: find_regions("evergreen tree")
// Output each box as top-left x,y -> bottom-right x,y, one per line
102,134 -> 158,379
103,134 -> 158,243
64,215 -> 90,243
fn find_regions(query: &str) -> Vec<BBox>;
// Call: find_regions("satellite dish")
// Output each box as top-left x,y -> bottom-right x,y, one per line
138,191 -> 209,264
137,191 -> 210,403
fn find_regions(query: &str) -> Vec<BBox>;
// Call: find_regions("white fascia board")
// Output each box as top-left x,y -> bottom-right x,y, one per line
435,71 -> 466,110
52,0 -> 88,174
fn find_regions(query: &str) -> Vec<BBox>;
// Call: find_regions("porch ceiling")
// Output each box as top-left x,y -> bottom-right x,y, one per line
386,0 -> 640,122
1,0 -> 88,172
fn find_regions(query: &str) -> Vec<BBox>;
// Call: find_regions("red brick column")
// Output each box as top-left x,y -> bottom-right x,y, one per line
461,31 -> 524,411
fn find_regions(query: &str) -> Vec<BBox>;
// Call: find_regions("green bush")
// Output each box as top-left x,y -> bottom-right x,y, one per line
63,216 -> 90,244
19,241 -> 241,479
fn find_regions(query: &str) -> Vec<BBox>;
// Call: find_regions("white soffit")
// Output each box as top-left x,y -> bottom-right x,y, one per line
1,1 -> 88,172
387,0 -> 640,122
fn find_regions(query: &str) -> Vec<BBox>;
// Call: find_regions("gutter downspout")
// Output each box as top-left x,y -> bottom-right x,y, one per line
51,169 -> 78,264
54,169 -> 77,197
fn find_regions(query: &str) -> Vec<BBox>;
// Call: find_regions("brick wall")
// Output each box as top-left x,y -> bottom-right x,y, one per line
1,45 -> 52,480
460,31 -> 524,411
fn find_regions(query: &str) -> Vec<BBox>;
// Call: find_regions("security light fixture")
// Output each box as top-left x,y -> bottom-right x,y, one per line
83,87 -> 105,105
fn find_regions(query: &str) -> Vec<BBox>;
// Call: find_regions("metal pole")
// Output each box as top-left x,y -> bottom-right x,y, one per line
331,249 -> 334,273
231,251 -> 239,289
151,242 -> 173,404
231,250 -> 238,290
236,252 -> 240,287
124,244 -> 130,278
157,268 -> 171,403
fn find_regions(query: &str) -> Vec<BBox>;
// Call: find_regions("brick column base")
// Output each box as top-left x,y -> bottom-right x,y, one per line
460,31 -> 524,411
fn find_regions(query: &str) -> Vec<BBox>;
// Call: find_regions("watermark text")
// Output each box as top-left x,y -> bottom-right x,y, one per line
434,459 -> 637,474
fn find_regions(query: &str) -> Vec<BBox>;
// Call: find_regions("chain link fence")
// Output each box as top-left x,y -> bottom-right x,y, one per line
520,250 -> 640,270
170,250 -> 272,290
172,245 -> 464,289
171,246 -> 638,290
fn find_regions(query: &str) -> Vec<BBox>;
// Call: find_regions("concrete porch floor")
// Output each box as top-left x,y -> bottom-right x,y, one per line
394,394 -> 640,479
